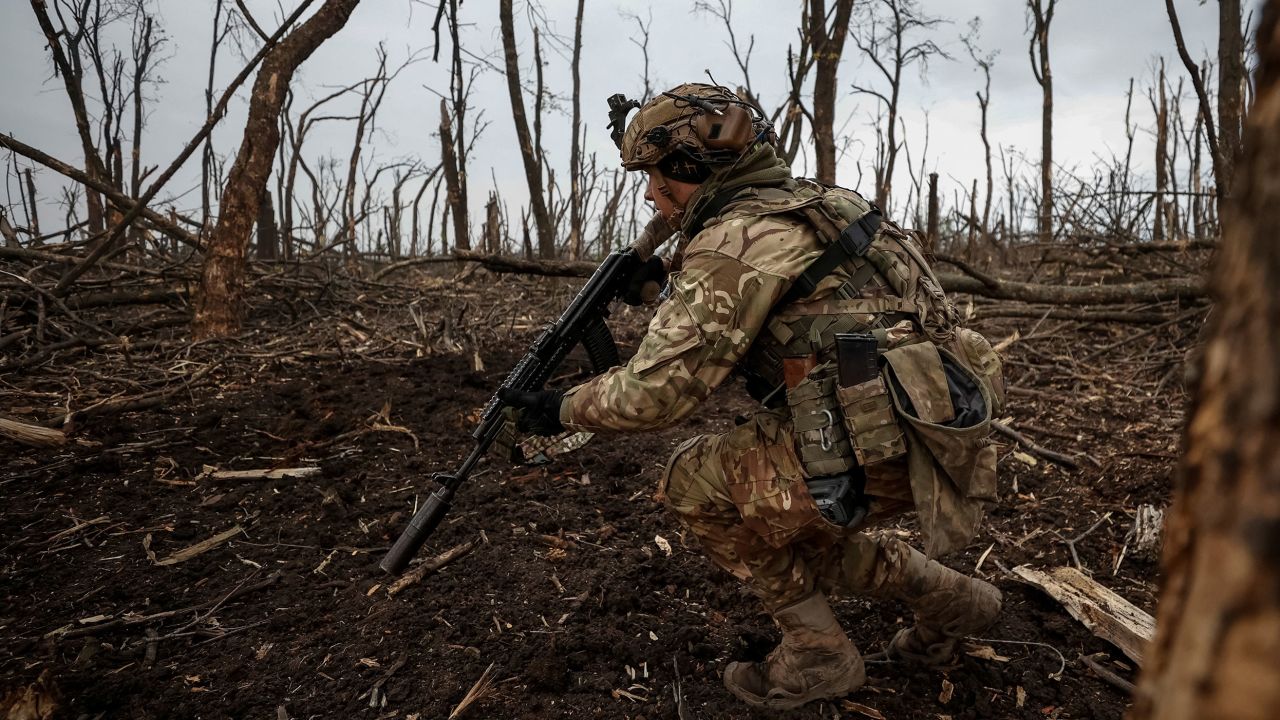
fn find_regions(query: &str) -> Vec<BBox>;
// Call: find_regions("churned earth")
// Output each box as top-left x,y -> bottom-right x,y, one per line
0,272 -> 1185,719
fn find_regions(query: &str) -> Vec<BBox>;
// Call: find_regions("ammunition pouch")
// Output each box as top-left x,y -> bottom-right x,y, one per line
785,364 -> 855,478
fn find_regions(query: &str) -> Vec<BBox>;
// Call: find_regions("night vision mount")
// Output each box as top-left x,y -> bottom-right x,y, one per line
607,93 -> 641,149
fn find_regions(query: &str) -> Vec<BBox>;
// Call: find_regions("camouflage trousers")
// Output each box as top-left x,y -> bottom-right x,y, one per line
658,410 -> 915,612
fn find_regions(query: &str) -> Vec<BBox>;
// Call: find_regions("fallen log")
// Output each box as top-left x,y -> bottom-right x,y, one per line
447,251 -> 1207,305
0,417 -> 67,448
1013,564 -> 1155,666
200,467 -> 321,482
452,250 -> 596,278
936,272 -> 1204,305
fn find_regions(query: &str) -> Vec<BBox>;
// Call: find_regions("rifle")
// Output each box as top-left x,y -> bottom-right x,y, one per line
379,227 -> 668,575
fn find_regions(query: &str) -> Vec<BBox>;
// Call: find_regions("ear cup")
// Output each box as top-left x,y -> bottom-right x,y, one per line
693,104 -> 756,152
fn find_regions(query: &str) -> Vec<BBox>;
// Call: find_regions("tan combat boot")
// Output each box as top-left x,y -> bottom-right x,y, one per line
723,592 -> 866,710
876,540 -> 1002,664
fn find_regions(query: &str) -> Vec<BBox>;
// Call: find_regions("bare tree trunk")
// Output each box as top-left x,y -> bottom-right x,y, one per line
23,168 -> 40,241
1153,59 -> 1169,243
341,48 -> 390,261
498,0 -> 554,258
203,0 -> 227,233
484,192 -> 501,255
439,98 -> 469,251
567,0 -> 585,259
1028,0 -> 1056,242
1218,0 -> 1245,202
1165,0 -> 1226,221
1131,4 -> 1280,717
193,0 -> 362,339
29,0 -> 109,235
809,0 -> 856,185
925,171 -> 939,252
256,190 -> 278,260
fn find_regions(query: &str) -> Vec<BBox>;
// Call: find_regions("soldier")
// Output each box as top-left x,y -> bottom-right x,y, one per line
501,83 -> 1004,710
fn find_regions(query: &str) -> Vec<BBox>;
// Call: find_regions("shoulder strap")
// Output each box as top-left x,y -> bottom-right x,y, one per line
780,209 -> 882,306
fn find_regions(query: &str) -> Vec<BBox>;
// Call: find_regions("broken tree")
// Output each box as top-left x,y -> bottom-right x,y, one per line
192,0 -> 362,339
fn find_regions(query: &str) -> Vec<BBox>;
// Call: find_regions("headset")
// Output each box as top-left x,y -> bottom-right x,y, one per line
607,88 -> 774,160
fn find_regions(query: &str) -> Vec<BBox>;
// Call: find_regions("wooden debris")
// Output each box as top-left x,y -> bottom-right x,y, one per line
201,467 -> 320,482
0,417 -> 67,448
154,525 -> 243,566
1012,565 -> 1155,666
1130,504 -> 1164,555
992,421 -> 1080,469
840,700 -> 887,719
1078,652 -> 1135,695
46,515 -> 109,544
386,538 -> 480,597
448,662 -> 496,719
0,669 -> 59,720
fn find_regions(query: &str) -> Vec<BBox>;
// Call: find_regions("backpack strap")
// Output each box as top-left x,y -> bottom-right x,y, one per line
780,208 -> 883,306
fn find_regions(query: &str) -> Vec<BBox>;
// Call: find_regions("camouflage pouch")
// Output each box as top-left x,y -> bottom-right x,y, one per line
834,376 -> 908,467
950,327 -> 1006,416
785,363 -> 855,477
882,342 -> 997,502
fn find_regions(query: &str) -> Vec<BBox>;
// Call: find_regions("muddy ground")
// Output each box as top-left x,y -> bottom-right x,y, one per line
0,271 -> 1190,719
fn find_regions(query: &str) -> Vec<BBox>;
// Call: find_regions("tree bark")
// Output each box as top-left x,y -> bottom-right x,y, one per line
567,0 -> 585,259
925,171 -> 939,252
1154,59 -> 1169,243
29,0 -> 109,235
498,0 -> 555,259
1130,4 -> 1280,718
439,98 -> 469,251
1218,0 -> 1245,203
810,0 -> 856,185
192,0 -> 361,339
256,190 -> 278,261
1028,0 -> 1056,242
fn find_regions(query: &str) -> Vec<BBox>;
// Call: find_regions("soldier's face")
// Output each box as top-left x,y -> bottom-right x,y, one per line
643,168 -> 698,222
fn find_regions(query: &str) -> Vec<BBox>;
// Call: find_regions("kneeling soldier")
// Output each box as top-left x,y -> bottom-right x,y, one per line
503,83 -> 1006,710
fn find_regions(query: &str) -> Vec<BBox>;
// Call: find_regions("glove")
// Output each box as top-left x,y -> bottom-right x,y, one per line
623,255 -> 669,306
497,387 -> 566,437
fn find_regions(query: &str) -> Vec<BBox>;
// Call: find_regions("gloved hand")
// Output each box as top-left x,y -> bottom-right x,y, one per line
496,387 -> 566,436
623,255 -> 669,306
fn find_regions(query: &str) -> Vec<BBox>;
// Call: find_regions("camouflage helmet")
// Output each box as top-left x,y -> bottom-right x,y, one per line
618,83 -> 760,171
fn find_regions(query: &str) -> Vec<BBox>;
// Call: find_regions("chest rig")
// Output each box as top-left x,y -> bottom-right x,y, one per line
728,180 -> 956,405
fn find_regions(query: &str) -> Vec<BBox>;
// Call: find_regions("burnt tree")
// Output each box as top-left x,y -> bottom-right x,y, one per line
499,0 -> 554,259
808,0 -> 855,185
193,0 -> 362,339
1218,0 -> 1245,203
1027,0 -> 1056,242
1130,3 -> 1280,718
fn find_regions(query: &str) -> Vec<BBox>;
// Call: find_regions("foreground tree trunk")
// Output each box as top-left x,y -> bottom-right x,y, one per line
193,0 -> 361,339
1130,3 -> 1280,718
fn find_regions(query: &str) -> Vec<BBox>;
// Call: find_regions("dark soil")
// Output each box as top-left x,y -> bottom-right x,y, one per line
0,272 -> 1186,720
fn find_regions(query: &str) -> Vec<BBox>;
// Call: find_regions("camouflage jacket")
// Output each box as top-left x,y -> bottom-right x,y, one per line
560,180 -> 902,433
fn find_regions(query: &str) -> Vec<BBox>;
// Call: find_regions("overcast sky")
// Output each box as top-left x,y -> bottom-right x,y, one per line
0,0 -> 1258,245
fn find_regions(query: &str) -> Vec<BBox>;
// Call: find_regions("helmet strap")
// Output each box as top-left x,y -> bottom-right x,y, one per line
653,177 -> 687,232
